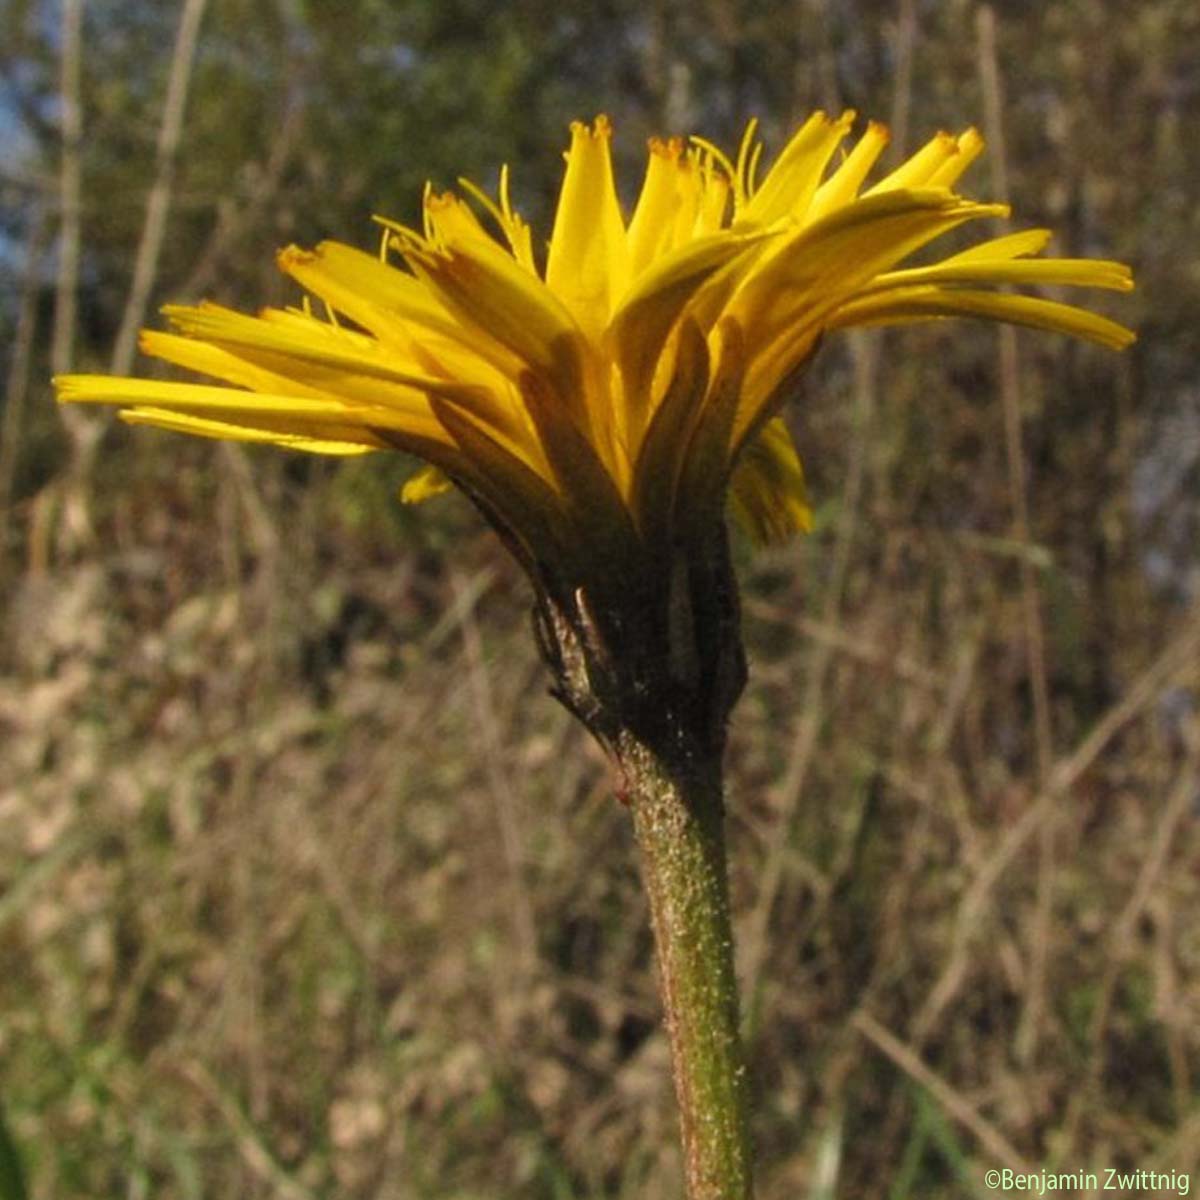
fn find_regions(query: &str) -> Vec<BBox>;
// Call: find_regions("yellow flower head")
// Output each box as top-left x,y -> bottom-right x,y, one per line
57,112 -> 1133,591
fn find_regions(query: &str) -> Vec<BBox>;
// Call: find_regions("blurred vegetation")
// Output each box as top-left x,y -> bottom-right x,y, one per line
1,0 -> 1198,1197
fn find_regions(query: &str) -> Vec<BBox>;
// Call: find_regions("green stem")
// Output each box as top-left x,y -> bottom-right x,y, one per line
619,733 -> 753,1200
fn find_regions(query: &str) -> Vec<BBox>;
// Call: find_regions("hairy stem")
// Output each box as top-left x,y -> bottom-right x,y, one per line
619,733 -> 753,1200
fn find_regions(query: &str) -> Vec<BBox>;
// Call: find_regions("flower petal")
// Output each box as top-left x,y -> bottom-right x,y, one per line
57,374 -> 365,420
627,137 -> 686,277
401,464 -> 454,504
151,304 -> 547,471
630,316 -> 711,549
546,116 -> 630,334
608,230 -> 770,441
730,189 -> 1009,429
829,286 -> 1137,349
739,110 -> 856,227
865,256 -> 1134,293
160,302 -> 484,396
728,417 -> 812,544
54,372 -> 462,448
928,129 -> 985,188
139,329 -> 332,399
118,407 -> 382,455
422,396 -> 581,574
399,234 -> 590,422
736,189 -> 1008,334
674,318 -> 748,545
278,242 -> 463,347
867,130 -> 964,194
941,228 -> 1053,265
456,168 -> 537,274
806,120 -> 891,225
516,369 -> 638,539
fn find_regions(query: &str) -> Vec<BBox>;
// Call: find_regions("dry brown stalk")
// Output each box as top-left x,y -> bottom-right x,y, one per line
852,1010 -> 1032,1174
176,1060 -> 319,1200
1084,734 -> 1199,1096
976,3 -> 1058,1068
48,0 -> 94,554
912,607 -> 1200,1046
110,0 -> 210,377
0,206 -> 49,563
451,568 -> 539,985
49,0 -> 209,557
741,0 -> 916,1015
50,0 -> 82,384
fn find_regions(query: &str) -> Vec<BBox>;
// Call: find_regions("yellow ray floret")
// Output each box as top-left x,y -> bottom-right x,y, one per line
546,116 -> 630,336
55,112 -> 1134,571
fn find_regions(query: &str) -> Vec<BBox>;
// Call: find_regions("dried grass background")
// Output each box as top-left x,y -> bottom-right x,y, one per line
1,1 -> 1198,1197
